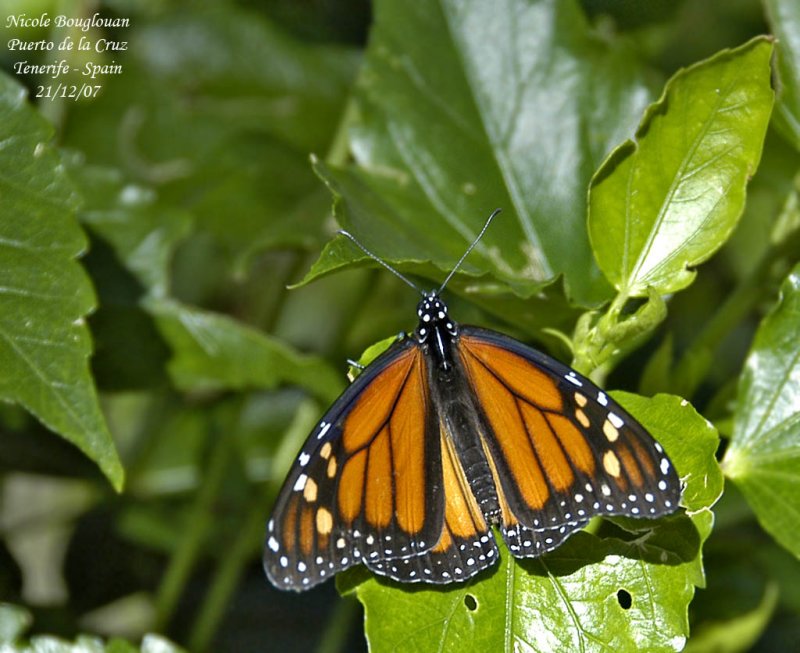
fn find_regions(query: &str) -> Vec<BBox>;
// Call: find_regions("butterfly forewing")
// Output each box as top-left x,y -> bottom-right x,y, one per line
264,339 -> 445,591
458,327 -> 681,557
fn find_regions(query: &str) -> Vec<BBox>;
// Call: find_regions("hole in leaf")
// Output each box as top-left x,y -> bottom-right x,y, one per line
464,594 -> 478,611
617,589 -> 632,609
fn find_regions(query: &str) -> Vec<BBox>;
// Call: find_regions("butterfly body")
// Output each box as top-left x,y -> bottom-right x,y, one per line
264,290 -> 680,591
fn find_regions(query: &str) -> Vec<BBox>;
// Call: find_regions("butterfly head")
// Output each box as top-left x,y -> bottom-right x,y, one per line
415,292 -> 457,342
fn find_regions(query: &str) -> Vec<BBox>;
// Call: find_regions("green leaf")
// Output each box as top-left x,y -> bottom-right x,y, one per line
684,582 -> 779,653
0,74 -> 123,490
350,393 -> 721,653
723,263 -> 800,558
764,0 -> 800,150
62,5 -> 357,271
68,162 -> 188,390
589,38 -> 774,297
146,298 -> 343,403
73,163 -> 193,298
307,0 -> 659,305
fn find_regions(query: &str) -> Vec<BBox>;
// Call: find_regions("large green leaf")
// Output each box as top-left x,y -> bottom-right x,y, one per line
146,298 -> 343,404
589,38 -> 774,297
306,0 -> 658,306
0,74 -> 123,490
764,0 -> 800,151
723,263 -> 800,558
348,393 -> 721,653
684,582 -> 778,653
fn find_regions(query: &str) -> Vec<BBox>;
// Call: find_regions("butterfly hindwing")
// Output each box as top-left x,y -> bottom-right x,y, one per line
457,327 -> 681,556
264,338 -> 446,591
368,424 -> 498,583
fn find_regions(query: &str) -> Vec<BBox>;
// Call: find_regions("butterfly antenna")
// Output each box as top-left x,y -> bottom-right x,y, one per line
337,230 -> 424,295
437,208 -> 501,294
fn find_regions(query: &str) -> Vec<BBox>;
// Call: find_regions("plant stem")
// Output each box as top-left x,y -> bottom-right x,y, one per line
153,417 -> 235,632
672,229 -> 800,398
315,596 -> 360,653
187,489 -> 268,652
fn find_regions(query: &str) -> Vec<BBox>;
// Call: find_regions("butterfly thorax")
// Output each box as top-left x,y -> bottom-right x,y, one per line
414,293 -> 504,524
415,293 -> 458,373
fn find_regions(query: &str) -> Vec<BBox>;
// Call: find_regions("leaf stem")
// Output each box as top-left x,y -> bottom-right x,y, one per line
672,226 -> 800,398
325,95 -> 359,166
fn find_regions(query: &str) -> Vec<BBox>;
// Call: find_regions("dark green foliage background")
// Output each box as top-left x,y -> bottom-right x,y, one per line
0,1 -> 799,652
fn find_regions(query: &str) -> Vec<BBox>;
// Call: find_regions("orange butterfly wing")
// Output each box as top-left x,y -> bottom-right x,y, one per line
370,419 -> 498,582
457,327 -> 681,557
263,339 -> 438,590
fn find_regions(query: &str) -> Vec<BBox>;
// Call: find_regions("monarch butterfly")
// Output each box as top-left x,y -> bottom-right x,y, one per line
264,210 -> 680,591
